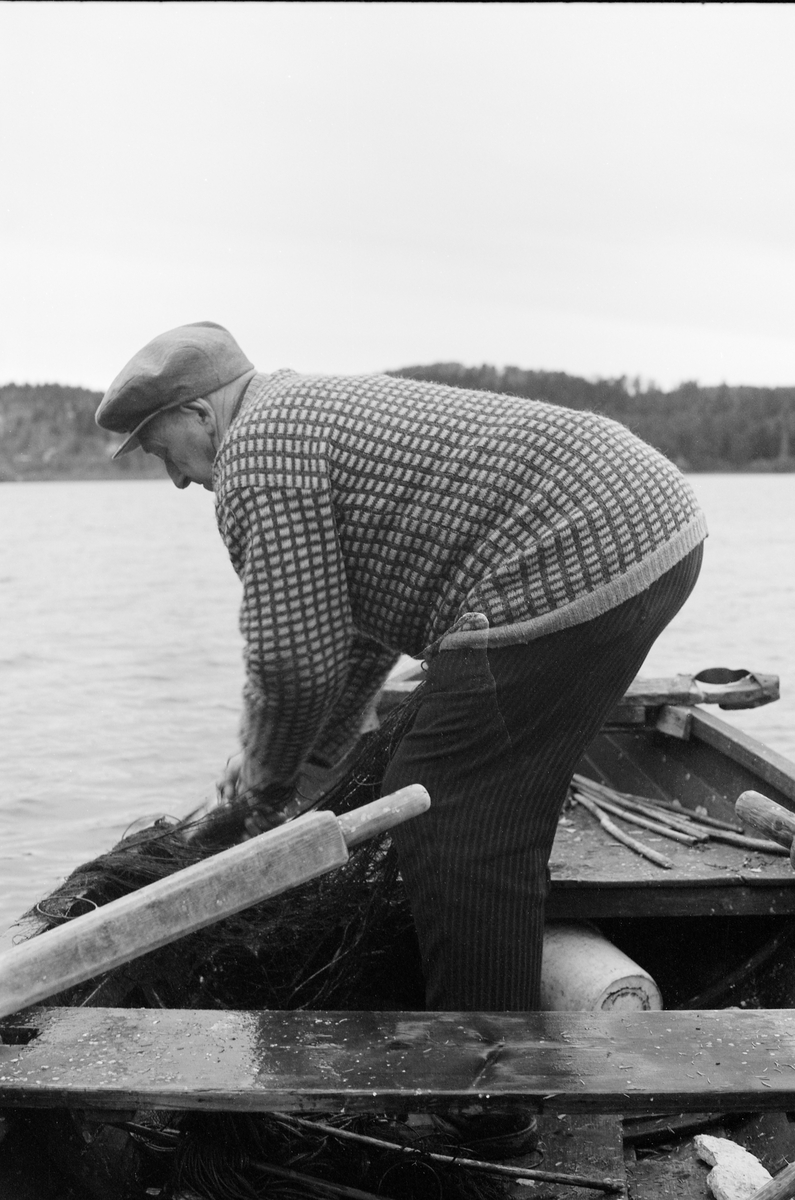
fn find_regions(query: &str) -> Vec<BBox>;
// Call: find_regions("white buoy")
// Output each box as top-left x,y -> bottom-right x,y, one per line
540,921 -> 663,1011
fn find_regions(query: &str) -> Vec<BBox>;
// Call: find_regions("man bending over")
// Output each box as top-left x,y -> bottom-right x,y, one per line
97,320 -> 706,1015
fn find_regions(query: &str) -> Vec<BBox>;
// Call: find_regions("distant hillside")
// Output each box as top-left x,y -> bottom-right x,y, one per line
0,384 -> 161,480
391,365 -> 795,472
2,370 -> 795,479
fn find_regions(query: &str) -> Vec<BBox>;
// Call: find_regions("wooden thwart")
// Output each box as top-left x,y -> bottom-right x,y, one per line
3,1007 -> 795,1116
0,788 -> 430,1020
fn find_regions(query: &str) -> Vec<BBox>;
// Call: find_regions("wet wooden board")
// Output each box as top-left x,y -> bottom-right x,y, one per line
3,1008 -> 795,1117
548,717 -> 795,919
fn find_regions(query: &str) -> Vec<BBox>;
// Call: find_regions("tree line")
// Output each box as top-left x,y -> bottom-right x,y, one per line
392,365 -> 795,472
0,383 -> 160,480
1,369 -> 794,479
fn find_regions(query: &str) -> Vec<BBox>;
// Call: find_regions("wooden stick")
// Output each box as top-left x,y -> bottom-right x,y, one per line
278,1115 -> 624,1193
583,790 -> 712,839
250,1158 -> 390,1200
572,787 -> 704,843
573,794 -> 673,868
572,791 -> 699,845
572,774 -> 743,832
574,780 -> 785,853
572,775 -> 689,821
696,827 -> 789,855
748,1158 -> 795,1200
667,801 -> 745,833
0,787 -> 430,1019
617,804 -> 709,839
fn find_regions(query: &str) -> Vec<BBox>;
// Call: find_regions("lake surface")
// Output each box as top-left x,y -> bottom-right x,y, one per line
1,475 -> 794,930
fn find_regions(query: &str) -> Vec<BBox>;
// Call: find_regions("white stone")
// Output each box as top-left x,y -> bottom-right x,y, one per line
694,1134 -> 772,1200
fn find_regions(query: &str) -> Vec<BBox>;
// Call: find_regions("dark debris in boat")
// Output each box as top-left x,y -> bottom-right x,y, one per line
166,1112 -> 515,1200
85,1109 -> 520,1199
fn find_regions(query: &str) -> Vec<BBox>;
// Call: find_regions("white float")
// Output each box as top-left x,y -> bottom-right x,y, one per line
540,921 -> 663,1011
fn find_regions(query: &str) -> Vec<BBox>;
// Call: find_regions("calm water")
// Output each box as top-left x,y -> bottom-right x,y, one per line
1,475 -> 794,930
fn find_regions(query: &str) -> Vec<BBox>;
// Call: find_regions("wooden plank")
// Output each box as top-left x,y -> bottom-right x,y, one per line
376,672 -> 779,719
655,705 -> 693,740
547,881 -> 795,920
691,711 -> 795,806
584,722 -> 795,819
604,701 -> 647,726
624,672 -> 779,709
752,1160 -> 795,1200
3,1008 -> 795,1116
623,676 -> 696,705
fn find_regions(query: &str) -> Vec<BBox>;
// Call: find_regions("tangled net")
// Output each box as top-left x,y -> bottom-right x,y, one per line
29,685 -> 426,1012
21,683 -> 540,1198
123,1111 -> 515,1200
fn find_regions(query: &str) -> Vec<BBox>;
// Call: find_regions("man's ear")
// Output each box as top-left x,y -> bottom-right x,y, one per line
181,399 -> 218,436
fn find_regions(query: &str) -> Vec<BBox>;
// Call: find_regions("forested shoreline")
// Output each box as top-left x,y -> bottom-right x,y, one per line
1,368 -> 794,480
392,365 -> 795,473
0,383 -> 160,481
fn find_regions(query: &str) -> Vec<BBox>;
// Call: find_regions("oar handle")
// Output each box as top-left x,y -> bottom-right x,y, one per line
735,790 -> 795,849
186,784 -> 430,850
336,786 -> 430,847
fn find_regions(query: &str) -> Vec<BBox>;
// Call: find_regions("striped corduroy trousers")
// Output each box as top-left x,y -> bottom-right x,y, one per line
383,545 -> 704,1011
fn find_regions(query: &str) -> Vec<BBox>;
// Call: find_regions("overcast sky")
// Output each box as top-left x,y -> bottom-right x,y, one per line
2,2 -> 795,392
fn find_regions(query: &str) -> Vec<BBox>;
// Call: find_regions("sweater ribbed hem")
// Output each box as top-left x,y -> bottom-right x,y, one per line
434,513 -> 708,653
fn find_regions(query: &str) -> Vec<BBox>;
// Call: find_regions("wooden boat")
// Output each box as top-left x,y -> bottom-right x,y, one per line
3,667 -> 795,1199
549,673 -> 795,1012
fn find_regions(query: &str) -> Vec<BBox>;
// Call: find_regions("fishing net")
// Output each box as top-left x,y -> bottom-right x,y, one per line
29,684 -> 426,1012
20,683 -> 537,1198
125,1112 -> 516,1200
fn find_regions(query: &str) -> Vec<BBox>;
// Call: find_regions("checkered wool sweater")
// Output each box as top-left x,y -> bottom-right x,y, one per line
213,370 -> 707,789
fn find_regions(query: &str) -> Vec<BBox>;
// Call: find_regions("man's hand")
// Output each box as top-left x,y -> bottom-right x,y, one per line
215,748 -> 294,836
216,751 -> 245,805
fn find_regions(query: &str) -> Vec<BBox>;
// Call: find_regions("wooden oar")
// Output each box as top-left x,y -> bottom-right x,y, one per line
0,786 -> 429,1020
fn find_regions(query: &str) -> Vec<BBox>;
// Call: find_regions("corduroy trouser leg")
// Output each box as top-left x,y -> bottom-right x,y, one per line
383,545 -> 703,1011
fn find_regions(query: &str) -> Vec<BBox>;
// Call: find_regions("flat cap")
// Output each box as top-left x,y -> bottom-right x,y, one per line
95,321 -> 254,458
